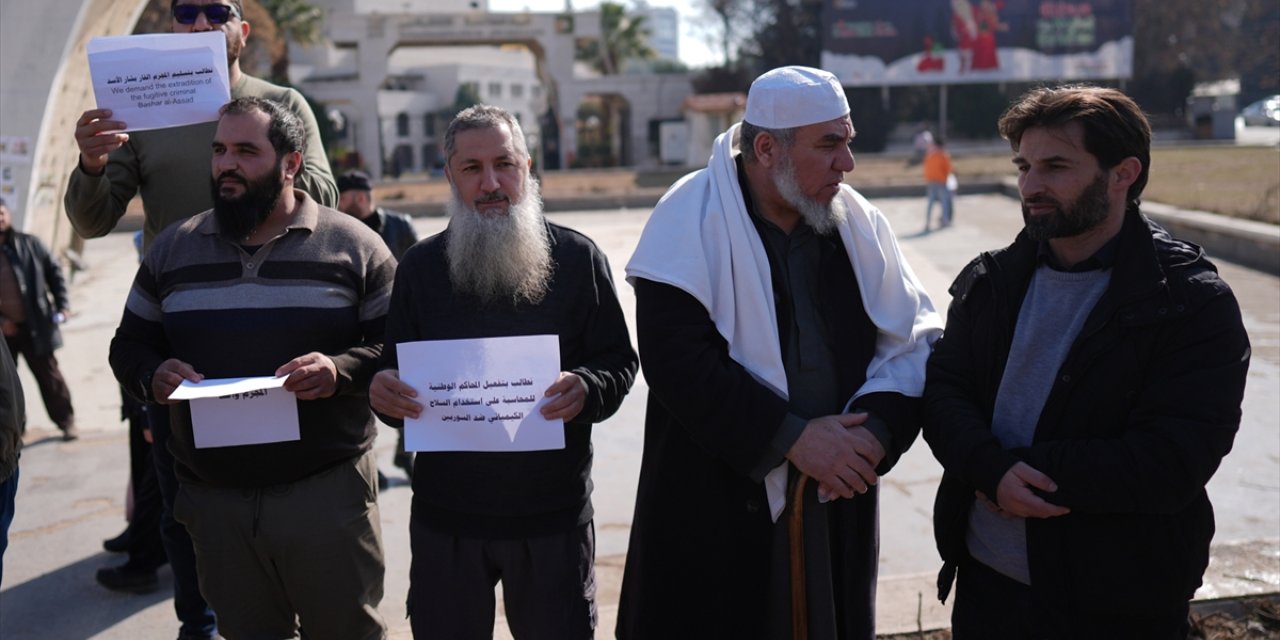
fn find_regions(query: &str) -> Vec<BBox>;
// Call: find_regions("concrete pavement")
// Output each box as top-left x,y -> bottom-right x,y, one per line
1,193 -> 1276,639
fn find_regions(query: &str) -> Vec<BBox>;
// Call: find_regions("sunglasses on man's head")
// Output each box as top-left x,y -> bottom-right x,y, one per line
172,3 -> 239,25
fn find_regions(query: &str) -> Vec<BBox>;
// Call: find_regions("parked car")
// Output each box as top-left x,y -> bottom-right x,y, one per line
1240,95 -> 1280,127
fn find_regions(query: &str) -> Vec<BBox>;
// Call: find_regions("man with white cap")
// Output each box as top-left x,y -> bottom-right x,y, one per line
617,66 -> 942,638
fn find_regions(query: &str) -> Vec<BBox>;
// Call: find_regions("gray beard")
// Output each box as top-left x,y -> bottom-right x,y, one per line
445,176 -> 553,306
773,155 -> 848,235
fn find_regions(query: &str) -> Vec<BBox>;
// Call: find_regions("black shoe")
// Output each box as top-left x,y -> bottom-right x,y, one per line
96,563 -> 159,594
394,451 -> 414,480
61,425 -> 80,441
103,528 -> 131,553
377,469 -> 389,491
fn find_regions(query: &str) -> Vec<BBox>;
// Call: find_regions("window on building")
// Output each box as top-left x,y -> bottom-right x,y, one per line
488,82 -> 502,98
424,113 -> 435,137
396,112 -> 410,138
532,85 -> 542,98
511,83 -> 524,99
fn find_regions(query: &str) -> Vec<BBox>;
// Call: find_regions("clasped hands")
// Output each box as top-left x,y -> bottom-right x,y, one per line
149,352 -> 339,404
785,413 -> 886,502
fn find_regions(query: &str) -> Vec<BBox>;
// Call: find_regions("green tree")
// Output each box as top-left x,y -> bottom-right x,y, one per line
257,0 -> 325,84
575,2 -> 657,75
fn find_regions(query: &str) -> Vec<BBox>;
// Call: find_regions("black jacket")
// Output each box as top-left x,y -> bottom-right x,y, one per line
372,208 -> 418,261
1,231 -> 70,357
923,211 -> 1250,634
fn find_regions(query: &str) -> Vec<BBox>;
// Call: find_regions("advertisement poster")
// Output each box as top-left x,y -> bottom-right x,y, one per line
820,0 -> 1133,86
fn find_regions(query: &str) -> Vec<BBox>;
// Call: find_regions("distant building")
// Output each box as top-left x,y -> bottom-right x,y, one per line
377,47 -> 545,175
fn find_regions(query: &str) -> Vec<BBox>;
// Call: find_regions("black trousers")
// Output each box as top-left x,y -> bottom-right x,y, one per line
952,557 -> 1192,640
407,519 -> 596,639
122,394 -> 166,571
4,332 -> 73,433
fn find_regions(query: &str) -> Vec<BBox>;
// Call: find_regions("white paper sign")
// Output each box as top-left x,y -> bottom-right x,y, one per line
398,335 -> 563,452
171,376 -> 299,449
87,32 -> 231,132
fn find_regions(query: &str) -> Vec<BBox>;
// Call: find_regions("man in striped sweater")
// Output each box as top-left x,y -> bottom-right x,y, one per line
109,97 -> 394,640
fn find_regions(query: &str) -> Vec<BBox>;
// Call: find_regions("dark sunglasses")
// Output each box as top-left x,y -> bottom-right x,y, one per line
173,4 -> 239,25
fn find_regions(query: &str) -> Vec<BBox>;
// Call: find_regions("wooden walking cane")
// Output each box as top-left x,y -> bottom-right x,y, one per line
789,472 -> 810,640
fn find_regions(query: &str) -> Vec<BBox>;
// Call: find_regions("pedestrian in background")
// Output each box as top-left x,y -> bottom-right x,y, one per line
338,170 -> 419,489
0,198 -> 76,442
923,137 -> 954,231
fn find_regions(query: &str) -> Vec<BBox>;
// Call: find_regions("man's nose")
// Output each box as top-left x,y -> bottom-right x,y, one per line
479,167 -> 501,192
1019,170 -> 1044,199
192,13 -> 213,31
834,144 -> 855,173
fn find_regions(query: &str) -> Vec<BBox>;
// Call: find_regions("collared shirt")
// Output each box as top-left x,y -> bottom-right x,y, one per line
736,156 -> 845,474
1038,233 -> 1121,272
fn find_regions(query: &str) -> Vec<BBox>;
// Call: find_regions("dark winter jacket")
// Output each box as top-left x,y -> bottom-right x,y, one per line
923,211 -> 1250,634
371,208 -> 418,261
1,231 -> 70,357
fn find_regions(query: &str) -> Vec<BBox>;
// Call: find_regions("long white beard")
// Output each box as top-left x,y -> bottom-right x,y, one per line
445,176 -> 553,306
773,155 -> 848,235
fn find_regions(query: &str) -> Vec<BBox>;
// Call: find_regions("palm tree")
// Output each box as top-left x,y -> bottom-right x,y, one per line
576,2 -> 656,75
257,0 -> 325,84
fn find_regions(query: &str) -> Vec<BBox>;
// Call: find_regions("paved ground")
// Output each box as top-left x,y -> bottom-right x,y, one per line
1,193 -> 1277,639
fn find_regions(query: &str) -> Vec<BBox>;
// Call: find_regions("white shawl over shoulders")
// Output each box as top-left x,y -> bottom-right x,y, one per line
626,123 -> 943,521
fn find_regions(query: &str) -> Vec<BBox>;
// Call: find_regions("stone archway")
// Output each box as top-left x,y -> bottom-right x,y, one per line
0,0 -> 150,258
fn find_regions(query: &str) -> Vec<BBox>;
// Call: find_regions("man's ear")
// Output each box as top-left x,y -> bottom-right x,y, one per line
754,131 -> 780,169
240,18 -> 251,42
282,150 -> 303,181
1112,156 -> 1142,191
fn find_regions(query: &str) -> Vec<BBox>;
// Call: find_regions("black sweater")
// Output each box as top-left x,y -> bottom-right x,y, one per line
376,219 -> 637,538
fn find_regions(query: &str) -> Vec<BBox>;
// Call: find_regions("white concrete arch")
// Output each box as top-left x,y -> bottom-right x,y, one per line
0,0 -> 150,256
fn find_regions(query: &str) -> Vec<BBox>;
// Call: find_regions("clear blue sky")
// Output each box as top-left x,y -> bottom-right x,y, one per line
487,0 -> 719,68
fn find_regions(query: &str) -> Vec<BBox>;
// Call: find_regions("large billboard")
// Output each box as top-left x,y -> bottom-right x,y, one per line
820,0 -> 1133,86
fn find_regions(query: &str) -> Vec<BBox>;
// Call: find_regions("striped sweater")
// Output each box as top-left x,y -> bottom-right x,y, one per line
110,191 -> 396,488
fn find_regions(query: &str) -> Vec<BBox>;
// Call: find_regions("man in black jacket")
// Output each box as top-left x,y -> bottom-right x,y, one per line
923,86 -> 1250,638
337,169 -> 418,486
0,198 -> 75,441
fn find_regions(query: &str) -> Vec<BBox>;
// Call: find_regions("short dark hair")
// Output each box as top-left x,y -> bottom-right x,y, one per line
171,0 -> 243,18
218,97 -> 306,162
738,121 -> 796,164
337,170 -> 373,193
443,104 -> 528,164
998,85 -> 1152,211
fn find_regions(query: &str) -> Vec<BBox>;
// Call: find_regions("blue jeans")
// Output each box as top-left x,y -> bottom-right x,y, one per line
150,405 -> 217,638
0,466 -> 17,588
925,181 -> 953,228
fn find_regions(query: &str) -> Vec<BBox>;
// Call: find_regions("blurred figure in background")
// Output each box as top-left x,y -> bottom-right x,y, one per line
0,198 -> 76,442
923,137 -> 954,231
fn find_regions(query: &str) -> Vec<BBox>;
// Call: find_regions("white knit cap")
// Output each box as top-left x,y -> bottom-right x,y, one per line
744,66 -> 849,129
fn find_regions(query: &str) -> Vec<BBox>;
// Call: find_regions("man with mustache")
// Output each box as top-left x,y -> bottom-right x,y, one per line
618,66 -> 943,638
369,105 -> 637,638
110,97 -> 394,640
922,86 -> 1250,638
64,4 -> 336,634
